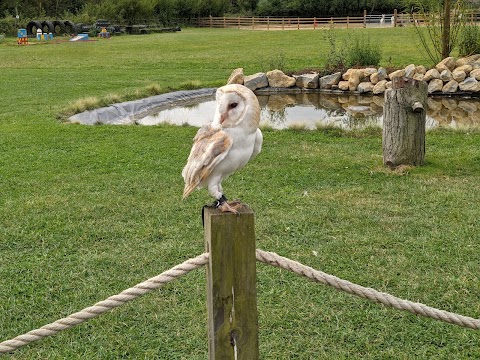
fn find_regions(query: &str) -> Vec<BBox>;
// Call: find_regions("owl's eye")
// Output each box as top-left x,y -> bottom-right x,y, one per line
229,102 -> 238,109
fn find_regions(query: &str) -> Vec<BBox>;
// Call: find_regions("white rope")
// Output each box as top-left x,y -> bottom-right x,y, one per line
2,248 -> 479,356
0,253 -> 209,355
256,249 -> 480,329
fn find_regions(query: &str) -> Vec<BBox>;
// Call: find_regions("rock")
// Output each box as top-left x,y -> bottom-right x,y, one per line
388,69 -> 405,80
428,79 -> 444,93
413,73 -> 425,81
415,65 -> 427,74
294,73 -> 319,89
370,72 -> 380,84
442,80 -> 459,93
385,81 -> 392,89
404,64 -> 416,78
454,64 -> 472,74
423,68 -> 440,81
456,54 -> 480,67
452,69 -> 466,83
470,69 -> 480,80
348,70 -> 363,91
357,82 -> 374,93
342,68 -> 355,80
266,69 -> 296,88
363,67 -> 377,77
436,56 -> 456,72
459,77 -> 480,92
338,81 -> 349,90
244,72 -> 268,90
373,80 -> 388,94
473,60 -> 480,70
319,72 -> 342,89
439,69 -> 452,82
227,68 -> 244,85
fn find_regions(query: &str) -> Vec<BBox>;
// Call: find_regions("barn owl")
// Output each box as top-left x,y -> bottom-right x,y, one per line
182,84 -> 263,213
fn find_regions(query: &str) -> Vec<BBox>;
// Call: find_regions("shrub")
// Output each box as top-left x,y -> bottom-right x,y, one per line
346,35 -> 381,67
458,23 -> 480,56
0,15 -> 18,37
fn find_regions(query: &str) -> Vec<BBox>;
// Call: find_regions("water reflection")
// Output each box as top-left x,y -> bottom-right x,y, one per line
137,93 -> 480,130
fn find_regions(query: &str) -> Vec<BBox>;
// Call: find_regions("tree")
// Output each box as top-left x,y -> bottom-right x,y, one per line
408,0 -> 467,63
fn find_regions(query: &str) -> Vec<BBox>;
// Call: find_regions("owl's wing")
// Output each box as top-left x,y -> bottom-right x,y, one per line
250,128 -> 263,161
182,125 -> 233,199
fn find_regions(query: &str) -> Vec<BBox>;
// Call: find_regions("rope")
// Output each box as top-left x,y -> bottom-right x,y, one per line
2,248 -> 479,355
256,249 -> 480,329
0,253 -> 209,355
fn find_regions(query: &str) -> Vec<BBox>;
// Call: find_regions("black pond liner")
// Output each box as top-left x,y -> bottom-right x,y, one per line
68,88 -> 217,125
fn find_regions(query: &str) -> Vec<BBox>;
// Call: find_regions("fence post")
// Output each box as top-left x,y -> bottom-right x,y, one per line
394,9 -> 397,27
204,206 -> 259,360
363,10 -> 367,28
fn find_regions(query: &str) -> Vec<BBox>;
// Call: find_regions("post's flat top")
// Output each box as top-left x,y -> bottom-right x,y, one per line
203,203 -> 253,216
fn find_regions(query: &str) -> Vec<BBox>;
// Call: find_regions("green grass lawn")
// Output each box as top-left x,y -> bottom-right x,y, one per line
1,28 -> 479,359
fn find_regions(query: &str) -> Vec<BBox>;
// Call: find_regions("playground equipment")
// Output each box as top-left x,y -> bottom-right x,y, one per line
17,29 -> 28,45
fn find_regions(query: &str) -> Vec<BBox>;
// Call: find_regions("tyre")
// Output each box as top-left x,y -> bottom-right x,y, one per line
41,21 -> 54,34
63,20 -> 76,34
52,20 -> 66,35
26,20 -> 42,36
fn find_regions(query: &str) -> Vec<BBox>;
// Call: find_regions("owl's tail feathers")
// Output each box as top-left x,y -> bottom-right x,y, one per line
182,183 -> 197,200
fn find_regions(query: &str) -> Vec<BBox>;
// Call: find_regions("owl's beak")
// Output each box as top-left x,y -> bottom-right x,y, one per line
220,112 -> 228,124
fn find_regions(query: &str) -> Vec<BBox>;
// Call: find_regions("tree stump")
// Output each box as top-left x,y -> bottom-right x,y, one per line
382,77 -> 427,168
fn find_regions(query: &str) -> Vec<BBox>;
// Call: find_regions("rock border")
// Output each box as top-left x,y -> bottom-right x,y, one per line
229,54 -> 480,97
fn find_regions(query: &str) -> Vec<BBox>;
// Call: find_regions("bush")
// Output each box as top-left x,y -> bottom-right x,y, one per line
346,35 -> 381,67
323,30 -> 381,71
0,15 -> 18,37
458,23 -> 480,57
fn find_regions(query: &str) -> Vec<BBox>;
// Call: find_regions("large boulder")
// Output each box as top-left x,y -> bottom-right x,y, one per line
442,80 -> 459,93
338,80 -> 349,90
294,73 -> 319,89
363,67 -> 377,77
469,69 -> 480,80
373,80 -> 388,94
428,79 -> 444,93
404,64 -> 416,78
244,72 -> 268,90
357,82 -> 374,93
319,72 -> 342,89
415,65 -> 427,74
227,68 -> 244,85
348,70 -> 363,91
459,77 -> 480,92
423,68 -> 440,82
388,69 -> 405,80
452,69 -> 466,83
266,69 -> 296,88
436,56 -> 456,72
456,54 -> 480,67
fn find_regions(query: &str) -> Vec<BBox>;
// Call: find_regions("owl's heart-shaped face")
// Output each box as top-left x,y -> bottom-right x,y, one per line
215,91 -> 247,128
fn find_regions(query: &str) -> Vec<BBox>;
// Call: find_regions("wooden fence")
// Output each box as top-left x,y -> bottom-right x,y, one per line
194,10 -> 480,30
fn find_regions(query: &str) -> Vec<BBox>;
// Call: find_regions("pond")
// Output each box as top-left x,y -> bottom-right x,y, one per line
137,92 -> 480,130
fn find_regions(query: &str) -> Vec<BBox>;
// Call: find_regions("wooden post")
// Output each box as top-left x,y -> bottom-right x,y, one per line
394,9 -> 397,27
204,205 -> 259,360
364,10 -> 367,28
382,77 -> 427,168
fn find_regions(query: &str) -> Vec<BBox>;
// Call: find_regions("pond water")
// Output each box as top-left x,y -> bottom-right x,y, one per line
138,93 -> 480,130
